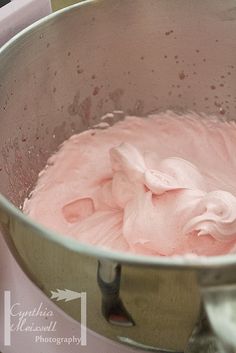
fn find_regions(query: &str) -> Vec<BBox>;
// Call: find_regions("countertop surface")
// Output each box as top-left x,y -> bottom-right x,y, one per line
51,0 -> 82,11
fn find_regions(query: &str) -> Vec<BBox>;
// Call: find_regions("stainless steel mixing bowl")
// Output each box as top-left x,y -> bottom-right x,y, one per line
1,1 -> 236,352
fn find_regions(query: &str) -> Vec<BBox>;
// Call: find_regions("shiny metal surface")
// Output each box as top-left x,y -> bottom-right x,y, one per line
0,0 -> 236,351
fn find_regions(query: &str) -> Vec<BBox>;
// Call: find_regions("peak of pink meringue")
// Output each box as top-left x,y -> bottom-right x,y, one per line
23,113 -> 236,256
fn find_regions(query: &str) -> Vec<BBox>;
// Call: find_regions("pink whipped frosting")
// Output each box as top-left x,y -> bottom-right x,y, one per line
23,112 -> 236,256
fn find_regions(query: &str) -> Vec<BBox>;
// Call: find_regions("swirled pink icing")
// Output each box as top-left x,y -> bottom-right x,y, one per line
23,112 -> 236,256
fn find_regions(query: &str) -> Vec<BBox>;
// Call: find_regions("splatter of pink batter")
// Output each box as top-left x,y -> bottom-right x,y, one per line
23,111 -> 236,256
